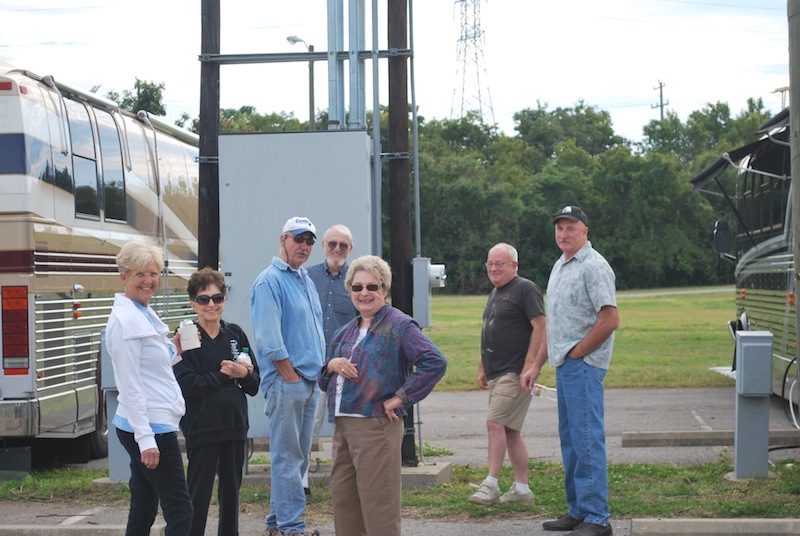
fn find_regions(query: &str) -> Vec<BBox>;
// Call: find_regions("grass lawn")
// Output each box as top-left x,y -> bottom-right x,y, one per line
428,287 -> 736,391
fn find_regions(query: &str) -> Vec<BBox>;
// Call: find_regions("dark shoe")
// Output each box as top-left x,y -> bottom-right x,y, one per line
543,514 -> 584,531
304,486 -> 312,496
566,522 -> 613,536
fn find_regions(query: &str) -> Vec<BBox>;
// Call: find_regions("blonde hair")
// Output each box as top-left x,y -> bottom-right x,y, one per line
116,241 -> 164,274
345,255 -> 392,294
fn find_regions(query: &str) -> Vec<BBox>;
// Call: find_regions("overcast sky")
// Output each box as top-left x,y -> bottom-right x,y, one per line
0,0 -> 789,142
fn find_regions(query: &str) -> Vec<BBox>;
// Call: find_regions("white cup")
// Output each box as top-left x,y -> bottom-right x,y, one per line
178,321 -> 201,351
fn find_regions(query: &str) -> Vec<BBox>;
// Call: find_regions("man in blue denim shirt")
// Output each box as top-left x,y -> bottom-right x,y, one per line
536,206 -> 619,536
250,216 -> 325,536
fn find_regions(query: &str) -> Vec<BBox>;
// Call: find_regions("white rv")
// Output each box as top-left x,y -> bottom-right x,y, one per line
0,62 -> 199,466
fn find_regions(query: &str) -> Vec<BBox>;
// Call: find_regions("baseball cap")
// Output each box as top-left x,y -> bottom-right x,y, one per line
552,205 -> 588,225
282,216 -> 317,237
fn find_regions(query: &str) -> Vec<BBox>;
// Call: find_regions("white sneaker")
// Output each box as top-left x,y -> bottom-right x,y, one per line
500,487 -> 534,504
468,482 -> 500,505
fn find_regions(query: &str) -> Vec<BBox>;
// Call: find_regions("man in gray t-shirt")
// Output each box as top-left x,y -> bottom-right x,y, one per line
468,243 -> 546,507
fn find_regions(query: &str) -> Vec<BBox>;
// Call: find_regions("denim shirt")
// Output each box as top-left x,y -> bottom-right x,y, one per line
318,304 -> 447,420
546,241 -> 617,370
250,256 -> 325,391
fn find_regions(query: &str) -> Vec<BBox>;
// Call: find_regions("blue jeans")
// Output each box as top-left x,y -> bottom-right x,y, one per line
264,377 -> 318,533
556,357 -> 609,526
116,429 -> 193,536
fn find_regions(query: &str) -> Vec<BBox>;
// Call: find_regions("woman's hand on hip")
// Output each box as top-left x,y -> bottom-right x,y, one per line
383,396 -> 402,421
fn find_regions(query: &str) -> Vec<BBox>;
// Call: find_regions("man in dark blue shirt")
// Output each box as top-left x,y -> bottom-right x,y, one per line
305,224 -> 358,493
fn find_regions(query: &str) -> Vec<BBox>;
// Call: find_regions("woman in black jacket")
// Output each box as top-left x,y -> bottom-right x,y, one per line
173,268 -> 259,536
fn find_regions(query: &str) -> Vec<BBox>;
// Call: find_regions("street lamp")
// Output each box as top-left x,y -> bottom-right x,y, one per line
287,35 -> 315,131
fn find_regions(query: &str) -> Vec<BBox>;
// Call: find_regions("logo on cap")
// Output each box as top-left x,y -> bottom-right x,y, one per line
552,206 -> 588,225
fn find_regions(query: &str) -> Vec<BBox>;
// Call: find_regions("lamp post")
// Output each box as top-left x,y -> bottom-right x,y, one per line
287,35 -> 315,131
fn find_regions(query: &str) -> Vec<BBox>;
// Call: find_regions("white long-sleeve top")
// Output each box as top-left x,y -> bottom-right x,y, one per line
106,293 -> 185,452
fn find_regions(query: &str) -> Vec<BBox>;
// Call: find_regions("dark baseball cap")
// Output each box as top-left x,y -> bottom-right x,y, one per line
552,205 -> 588,225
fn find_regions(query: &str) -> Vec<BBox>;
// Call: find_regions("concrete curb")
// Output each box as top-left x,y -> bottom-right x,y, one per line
0,527 -> 164,535
630,518 -> 800,535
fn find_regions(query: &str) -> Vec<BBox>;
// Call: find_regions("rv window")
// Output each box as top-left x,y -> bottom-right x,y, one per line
73,155 -> 100,216
96,110 -> 126,222
65,99 -> 100,217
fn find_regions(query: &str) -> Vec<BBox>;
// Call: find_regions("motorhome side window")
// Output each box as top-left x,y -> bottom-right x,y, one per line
64,98 -> 100,218
738,147 -> 790,246
95,109 -> 126,222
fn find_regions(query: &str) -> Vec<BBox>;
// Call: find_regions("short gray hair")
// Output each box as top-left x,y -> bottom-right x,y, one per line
489,243 -> 518,262
323,224 -> 354,245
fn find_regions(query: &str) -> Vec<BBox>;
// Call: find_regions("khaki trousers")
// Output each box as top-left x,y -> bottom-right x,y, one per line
331,416 -> 404,536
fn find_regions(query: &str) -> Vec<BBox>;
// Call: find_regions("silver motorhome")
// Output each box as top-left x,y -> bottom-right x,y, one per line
0,62 -> 199,465
691,108 -> 799,406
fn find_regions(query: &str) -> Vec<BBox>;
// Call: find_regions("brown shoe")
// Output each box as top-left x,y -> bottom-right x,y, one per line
566,522 -> 613,536
543,514 -> 584,531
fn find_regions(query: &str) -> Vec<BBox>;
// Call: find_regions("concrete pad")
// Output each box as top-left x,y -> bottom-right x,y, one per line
237,461 -> 452,489
399,462 -> 452,488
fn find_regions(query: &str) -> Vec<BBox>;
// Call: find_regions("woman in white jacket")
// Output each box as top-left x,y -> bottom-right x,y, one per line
106,241 -> 193,536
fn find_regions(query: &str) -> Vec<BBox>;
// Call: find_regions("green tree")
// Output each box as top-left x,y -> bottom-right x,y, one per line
513,100 -> 625,166
106,78 -> 166,116
219,106 -> 304,132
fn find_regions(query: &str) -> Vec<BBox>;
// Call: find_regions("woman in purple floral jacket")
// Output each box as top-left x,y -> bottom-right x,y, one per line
318,255 -> 446,536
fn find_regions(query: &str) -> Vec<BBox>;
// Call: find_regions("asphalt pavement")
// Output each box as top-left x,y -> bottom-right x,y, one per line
1,387 -> 800,535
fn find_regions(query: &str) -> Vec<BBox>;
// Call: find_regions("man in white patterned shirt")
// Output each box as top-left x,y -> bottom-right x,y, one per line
529,206 -> 618,536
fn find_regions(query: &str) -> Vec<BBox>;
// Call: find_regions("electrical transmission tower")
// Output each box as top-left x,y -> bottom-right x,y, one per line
451,0 -> 495,125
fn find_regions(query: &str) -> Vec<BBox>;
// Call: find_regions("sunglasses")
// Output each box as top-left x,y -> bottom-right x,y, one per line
287,234 -> 315,246
193,293 -> 225,305
350,283 -> 382,292
327,241 -> 350,251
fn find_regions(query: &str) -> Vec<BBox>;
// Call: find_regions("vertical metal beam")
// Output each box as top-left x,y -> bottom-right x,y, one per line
348,0 -> 366,129
198,0 -> 220,269
327,0 -> 346,129
790,0 -> 800,365
371,0 -> 383,256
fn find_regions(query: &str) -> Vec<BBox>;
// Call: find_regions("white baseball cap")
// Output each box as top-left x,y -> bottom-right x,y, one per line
282,216 -> 317,237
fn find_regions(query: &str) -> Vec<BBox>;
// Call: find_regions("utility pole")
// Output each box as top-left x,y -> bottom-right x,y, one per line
198,0 -> 221,269
651,80 -> 669,121
388,0 -> 416,467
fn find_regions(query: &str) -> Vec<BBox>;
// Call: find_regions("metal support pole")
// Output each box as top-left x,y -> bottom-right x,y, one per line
308,45 -> 316,131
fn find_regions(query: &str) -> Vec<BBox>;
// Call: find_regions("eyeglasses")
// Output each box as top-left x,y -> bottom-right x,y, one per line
485,261 -> 515,268
350,283 -> 383,292
326,241 -> 351,251
193,293 -> 225,305
287,234 -> 315,246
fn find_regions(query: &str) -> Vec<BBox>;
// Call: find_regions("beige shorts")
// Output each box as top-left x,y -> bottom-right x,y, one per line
487,372 -> 532,432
